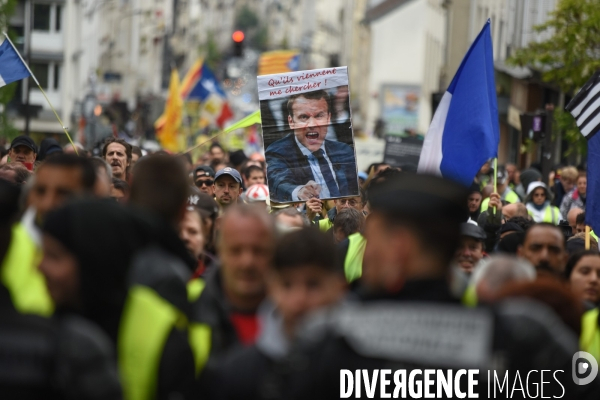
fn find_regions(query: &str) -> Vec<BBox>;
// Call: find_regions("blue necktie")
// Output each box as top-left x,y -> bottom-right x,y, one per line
312,149 -> 340,197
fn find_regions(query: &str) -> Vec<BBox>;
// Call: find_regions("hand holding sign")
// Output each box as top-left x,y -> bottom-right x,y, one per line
298,181 -> 322,200
305,197 -> 323,221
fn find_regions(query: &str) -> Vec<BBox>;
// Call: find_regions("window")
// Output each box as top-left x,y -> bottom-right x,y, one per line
33,4 -> 51,31
33,3 -> 62,32
53,64 -> 60,90
31,63 -> 49,89
55,5 -> 62,32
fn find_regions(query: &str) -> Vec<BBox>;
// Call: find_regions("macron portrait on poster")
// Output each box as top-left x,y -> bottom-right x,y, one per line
258,66 -> 359,203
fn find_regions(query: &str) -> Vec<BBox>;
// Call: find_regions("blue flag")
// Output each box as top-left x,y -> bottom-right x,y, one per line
418,20 -> 499,186
0,38 -> 31,87
566,71 -> 600,232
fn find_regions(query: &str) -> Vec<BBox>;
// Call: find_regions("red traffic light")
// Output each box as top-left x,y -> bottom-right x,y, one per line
232,30 -> 245,43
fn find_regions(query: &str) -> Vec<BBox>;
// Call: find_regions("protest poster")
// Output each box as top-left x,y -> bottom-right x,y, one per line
258,66 -> 359,203
383,135 -> 423,169
380,84 -> 421,136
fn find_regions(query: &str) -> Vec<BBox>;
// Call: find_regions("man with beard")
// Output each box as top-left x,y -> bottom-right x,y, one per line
213,167 -> 243,211
454,223 -> 486,275
518,223 -> 568,275
102,138 -> 132,181
265,90 -> 358,202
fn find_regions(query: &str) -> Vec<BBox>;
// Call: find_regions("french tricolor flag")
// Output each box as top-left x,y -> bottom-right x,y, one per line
418,20 -> 499,186
0,36 -> 31,88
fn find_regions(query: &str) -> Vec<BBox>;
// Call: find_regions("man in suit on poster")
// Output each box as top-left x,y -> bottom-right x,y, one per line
265,90 -> 358,202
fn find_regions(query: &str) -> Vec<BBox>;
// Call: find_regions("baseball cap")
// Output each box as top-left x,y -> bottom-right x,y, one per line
214,167 -> 242,184
10,135 -> 37,153
193,165 -> 215,180
460,223 -> 487,241
188,192 -> 219,219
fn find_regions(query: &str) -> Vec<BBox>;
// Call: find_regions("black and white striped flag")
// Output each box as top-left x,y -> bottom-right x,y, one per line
566,71 -> 600,138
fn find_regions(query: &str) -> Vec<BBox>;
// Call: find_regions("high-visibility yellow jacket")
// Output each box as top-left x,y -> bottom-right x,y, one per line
581,308 -> 600,361
344,233 -> 366,283
1,223 -> 53,316
119,285 -> 192,400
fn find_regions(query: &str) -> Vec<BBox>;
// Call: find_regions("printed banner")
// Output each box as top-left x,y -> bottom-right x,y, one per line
258,67 -> 359,203
383,135 -> 423,168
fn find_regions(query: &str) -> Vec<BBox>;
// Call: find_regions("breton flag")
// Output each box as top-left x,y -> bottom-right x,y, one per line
418,20 -> 499,186
566,71 -> 600,232
0,38 -> 31,87
182,60 -> 233,128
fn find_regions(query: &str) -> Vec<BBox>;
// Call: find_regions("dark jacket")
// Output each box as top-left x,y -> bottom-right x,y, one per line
265,133 -> 359,202
0,284 -> 122,400
42,200 -> 195,400
209,302 -> 290,400
190,269 -> 243,360
275,279 -> 600,400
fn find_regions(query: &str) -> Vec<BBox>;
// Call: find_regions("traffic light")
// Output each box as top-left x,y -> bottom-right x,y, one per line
232,30 -> 245,57
519,113 -> 546,141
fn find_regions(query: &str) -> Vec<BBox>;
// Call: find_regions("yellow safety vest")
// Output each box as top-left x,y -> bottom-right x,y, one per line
118,285 -> 188,400
527,205 -> 561,224
344,233 -> 366,283
581,308 -> 600,361
1,223 -> 53,316
461,284 -> 478,307
480,190 -> 520,212
318,218 -> 333,232
186,279 -> 212,376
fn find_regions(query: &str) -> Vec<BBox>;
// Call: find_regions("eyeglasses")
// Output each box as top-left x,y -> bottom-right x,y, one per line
533,192 -> 546,198
195,179 -> 214,187
338,199 -> 360,206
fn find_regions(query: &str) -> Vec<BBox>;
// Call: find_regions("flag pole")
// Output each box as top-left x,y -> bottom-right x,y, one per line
585,225 -> 591,250
492,158 -> 498,215
2,32 -> 78,155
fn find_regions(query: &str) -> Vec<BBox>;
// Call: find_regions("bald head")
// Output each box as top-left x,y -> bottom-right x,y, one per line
502,203 -> 528,220
567,207 -> 584,234
481,185 -> 494,200
218,204 -> 275,247
218,204 -> 275,311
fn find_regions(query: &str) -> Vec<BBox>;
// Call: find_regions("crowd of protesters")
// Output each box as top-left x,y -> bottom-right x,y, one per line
0,135 -> 599,399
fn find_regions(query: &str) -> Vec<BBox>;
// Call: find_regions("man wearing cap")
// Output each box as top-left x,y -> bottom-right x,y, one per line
214,167 -> 243,210
8,135 -> 37,168
455,223 -> 487,274
480,165 -> 520,212
194,165 -> 216,196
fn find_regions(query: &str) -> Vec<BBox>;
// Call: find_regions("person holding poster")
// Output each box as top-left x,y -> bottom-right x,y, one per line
259,67 -> 359,203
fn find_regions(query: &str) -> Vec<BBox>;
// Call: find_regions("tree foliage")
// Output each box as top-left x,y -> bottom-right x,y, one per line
235,5 -> 259,32
199,31 -> 222,72
509,0 -> 600,93
508,0 -> 600,155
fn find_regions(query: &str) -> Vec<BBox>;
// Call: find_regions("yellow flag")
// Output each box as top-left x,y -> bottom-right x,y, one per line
223,110 -> 261,133
156,69 -> 183,152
